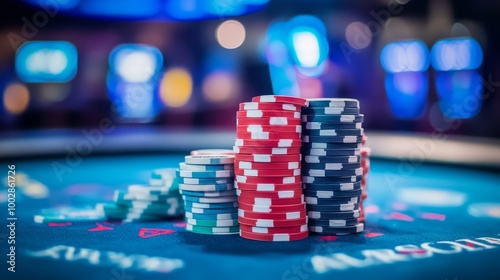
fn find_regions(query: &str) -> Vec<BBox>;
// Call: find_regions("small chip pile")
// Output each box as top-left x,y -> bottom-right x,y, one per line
234,95 -> 309,241
177,154 -> 239,235
98,169 -> 184,222
301,98 -> 365,235
359,134 -> 371,223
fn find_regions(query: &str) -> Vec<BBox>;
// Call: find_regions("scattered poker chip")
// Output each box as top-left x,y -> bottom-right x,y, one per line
308,223 -> 364,235
302,175 -> 362,184
185,212 -> 238,220
149,168 -> 178,187
239,102 -> 301,111
302,142 -> 362,149
184,201 -> 239,209
236,175 -> 300,184
308,218 -> 359,227
302,135 -> 363,144
301,114 -> 364,123
235,182 -> 302,192
302,182 -> 361,191
306,203 -> 359,212
233,146 -> 301,155
237,117 -> 302,126
238,196 -> 304,206
179,162 -> 233,171
304,155 -> 360,164
304,196 -> 359,204
184,155 -> 235,165
301,148 -> 360,157
234,138 -> 302,147
239,229 -> 308,242
176,169 -> 234,178
302,128 -> 363,137
179,189 -> 237,197
234,154 -> 301,163
190,149 -> 234,155
184,206 -> 238,215
238,209 -> 307,220
127,184 -> 176,195
303,188 -> 363,198
186,218 -> 239,227
237,110 -> 301,119
238,202 -> 305,213
306,98 -> 359,108
34,207 -> 105,224
238,216 -> 308,227
237,125 -> 302,133
235,160 -> 300,170
240,224 -> 308,234
178,183 -> 234,192
303,162 -> 360,171
236,189 -> 303,199
303,167 -> 363,177
303,122 -> 362,130
114,190 -> 178,202
235,168 -> 301,177
302,107 -> 360,115
252,95 -> 309,107
182,195 -> 238,204
307,210 -> 360,220
236,131 -> 301,140
177,177 -> 233,185
185,224 -> 239,235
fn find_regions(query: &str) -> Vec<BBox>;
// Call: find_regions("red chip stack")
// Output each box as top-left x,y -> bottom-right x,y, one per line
234,95 -> 310,241
359,133 -> 370,223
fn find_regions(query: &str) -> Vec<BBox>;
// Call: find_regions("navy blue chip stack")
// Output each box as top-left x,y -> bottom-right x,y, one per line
177,154 -> 240,235
301,98 -> 365,235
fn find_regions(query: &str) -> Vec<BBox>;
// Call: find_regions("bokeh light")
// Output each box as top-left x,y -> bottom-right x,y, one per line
435,70 -> 482,119
385,72 -> 428,118
216,20 -> 246,49
3,83 -> 30,115
202,71 -> 240,102
159,68 -> 193,107
345,22 -> 372,50
431,38 -> 483,71
380,40 -> 430,73
110,44 -> 163,83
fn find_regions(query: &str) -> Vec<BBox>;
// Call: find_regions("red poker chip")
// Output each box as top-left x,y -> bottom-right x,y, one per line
234,168 -> 301,177
240,224 -> 307,234
237,117 -> 302,126
251,95 -> 309,107
234,139 -> 302,148
238,208 -> 307,220
236,131 -> 301,140
239,102 -> 301,112
236,175 -> 301,184
238,202 -> 305,212
234,154 -> 301,163
239,229 -> 308,242
238,216 -> 308,227
237,125 -> 302,133
235,160 -> 300,170
360,147 -> 371,157
237,110 -> 301,119
235,182 -> 302,192
236,189 -> 303,199
239,195 -> 304,206
233,146 -> 301,155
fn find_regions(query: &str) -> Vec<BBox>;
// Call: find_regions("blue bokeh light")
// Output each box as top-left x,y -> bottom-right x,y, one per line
385,72 -> 428,118
109,44 -> 163,83
380,40 -> 430,73
16,41 -> 78,83
431,38 -> 483,71
435,70 -> 482,119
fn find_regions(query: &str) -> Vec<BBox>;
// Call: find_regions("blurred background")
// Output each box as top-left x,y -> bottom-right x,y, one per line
1,0 -> 499,138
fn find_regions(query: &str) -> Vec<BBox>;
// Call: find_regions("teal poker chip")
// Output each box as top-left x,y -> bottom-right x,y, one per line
184,205 -> 238,215
179,183 -> 234,192
114,190 -> 180,202
302,128 -> 363,137
302,175 -> 362,184
308,210 -> 361,220
179,189 -> 237,197
306,98 -> 360,108
176,169 -> 234,179
308,218 -> 359,227
184,155 -> 235,165
185,217 -> 239,227
127,184 -> 179,195
182,195 -> 238,204
302,135 -> 363,144
177,177 -> 233,185
303,188 -> 362,198
304,155 -> 360,164
309,223 -> 365,235
302,149 -> 361,157
34,207 -> 105,224
185,212 -> 238,220
184,201 -> 239,209
179,162 -> 233,171
150,168 -> 178,187
303,167 -> 363,177
302,122 -> 362,130
302,182 -> 361,191
185,224 -> 239,235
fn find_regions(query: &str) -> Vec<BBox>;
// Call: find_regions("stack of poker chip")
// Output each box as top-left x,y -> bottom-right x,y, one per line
98,169 -> 184,222
301,98 -> 365,235
177,154 -> 240,235
235,95 -> 310,242
359,134 -> 371,223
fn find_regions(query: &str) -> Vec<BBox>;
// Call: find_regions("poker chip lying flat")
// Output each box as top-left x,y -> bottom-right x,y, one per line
185,212 -> 238,220
233,146 -> 301,155
302,135 -> 363,144
302,182 -> 361,191
309,223 -> 364,235
190,149 -> 234,155
238,216 -> 308,227
252,95 -> 309,107
306,203 -> 359,212
302,128 -> 363,137
302,148 -> 360,157
236,131 -> 301,140
240,229 -> 308,241
236,175 -> 300,184
237,125 -> 302,133
238,209 -> 307,220
114,190 -> 179,203
176,169 -> 234,178
240,224 -> 308,234
305,196 -> 359,204
308,218 -> 359,227
234,138 -> 302,147
239,102 -> 301,111
307,210 -> 360,220
186,218 -> 239,227
179,183 -> 234,192
302,107 -> 360,115
235,160 -> 300,170
303,167 -> 363,177
179,189 -> 237,197
236,189 -> 303,199
177,177 -> 233,185
302,175 -> 362,184
238,202 -> 305,213
238,196 -> 304,206
306,98 -> 359,108
127,184 -> 177,195
186,224 -> 239,235
235,168 -> 300,177
303,162 -> 361,170
179,162 -> 233,171
234,154 -> 301,163
303,122 -> 362,130
303,188 -> 362,198
304,155 -> 360,164
237,117 -> 302,126
301,114 -> 364,123
184,201 -> 239,209
235,182 -> 302,192
182,195 -> 238,204
34,207 -> 105,223
184,206 -> 238,215
237,110 -> 301,119
302,142 -> 362,149
184,155 -> 235,165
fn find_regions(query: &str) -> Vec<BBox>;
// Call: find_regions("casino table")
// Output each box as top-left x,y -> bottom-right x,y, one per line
1,131 -> 500,280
